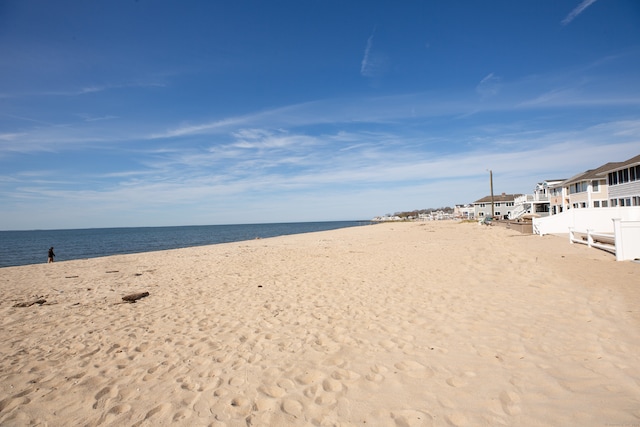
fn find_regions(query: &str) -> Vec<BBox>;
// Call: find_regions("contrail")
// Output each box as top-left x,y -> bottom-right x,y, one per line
562,0 -> 598,25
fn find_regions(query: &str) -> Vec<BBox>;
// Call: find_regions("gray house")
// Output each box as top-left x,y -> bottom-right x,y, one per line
473,193 -> 522,220
599,153 -> 640,207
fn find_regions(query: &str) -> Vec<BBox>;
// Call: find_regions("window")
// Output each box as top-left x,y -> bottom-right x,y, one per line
479,203 -> 485,208
633,196 -> 640,206
495,202 -> 501,207
506,202 -> 514,207
592,180 -> 599,192
602,200 -> 608,207
495,211 -> 501,217
609,172 -> 618,185
618,169 -> 630,184
569,182 -> 588,194
594,201 -> 600,207
581,202 -> 587,208
611,199 -> 618,207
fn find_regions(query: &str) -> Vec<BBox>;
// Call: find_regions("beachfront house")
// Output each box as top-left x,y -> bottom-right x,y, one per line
548,180 -> 567,215
599,153 -> 640,207
454,204 -> 475,219
561,162 -> 620,211
532,154 -> 640,261
473,193 -> 522,220
508,179 -> 565,220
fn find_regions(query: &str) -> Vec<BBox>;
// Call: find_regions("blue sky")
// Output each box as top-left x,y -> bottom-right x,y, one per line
1,0 -> 639,230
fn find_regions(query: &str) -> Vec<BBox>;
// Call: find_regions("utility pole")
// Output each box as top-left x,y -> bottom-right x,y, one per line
489,170 -> 495,218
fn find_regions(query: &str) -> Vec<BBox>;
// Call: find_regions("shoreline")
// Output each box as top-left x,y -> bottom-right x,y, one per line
0,220 -> 374,269
1,221 -> 639,426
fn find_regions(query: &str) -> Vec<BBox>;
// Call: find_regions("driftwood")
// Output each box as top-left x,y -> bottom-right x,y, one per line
122,292 -> 149,303
13,299 -> 46,308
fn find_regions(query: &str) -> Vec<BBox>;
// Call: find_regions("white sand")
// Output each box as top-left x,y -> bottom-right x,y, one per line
1,221 -> 639,426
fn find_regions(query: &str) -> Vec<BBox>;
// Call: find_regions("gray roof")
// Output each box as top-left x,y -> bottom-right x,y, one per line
473,194 -> 522,204
595,153 -> 640,175
562,162 -> 623,186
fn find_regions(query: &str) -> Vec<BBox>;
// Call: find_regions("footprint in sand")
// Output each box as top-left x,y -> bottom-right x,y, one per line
281,399 -> 304,418
446,371 -> 476,388
393,361 -> 434,379
295,370 -> 324,385
108,403 -> 131,415
172,408 -> 192,422
499,390 -> 522,416
366,364 -> 388,382
258,384 -> 287,398
0,394 -> 32,414
276,378 -> 296,391
322,378 -> 343,392
92,386 -> 117,409
391,409 -> 433,426
138,402 -> 173,422
446,376 -> 468,387
445,412 -> 469,427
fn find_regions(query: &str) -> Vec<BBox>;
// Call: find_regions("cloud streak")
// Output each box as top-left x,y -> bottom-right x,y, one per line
360,28 -> 379,78
562,0 -> 598,25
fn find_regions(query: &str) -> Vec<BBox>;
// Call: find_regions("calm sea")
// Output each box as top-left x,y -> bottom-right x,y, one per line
0,221 -> 372,268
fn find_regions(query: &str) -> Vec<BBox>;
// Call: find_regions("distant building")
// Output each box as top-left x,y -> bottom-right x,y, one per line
454,204 -> 475,219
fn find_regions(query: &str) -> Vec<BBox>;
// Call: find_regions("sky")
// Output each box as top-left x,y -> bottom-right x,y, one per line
1,0 -> 639,230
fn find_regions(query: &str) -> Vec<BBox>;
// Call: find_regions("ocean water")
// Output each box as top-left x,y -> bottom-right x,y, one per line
0,221 -> 372,268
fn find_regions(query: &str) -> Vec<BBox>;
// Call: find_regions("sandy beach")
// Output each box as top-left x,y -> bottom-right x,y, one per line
1,221 -> 639,426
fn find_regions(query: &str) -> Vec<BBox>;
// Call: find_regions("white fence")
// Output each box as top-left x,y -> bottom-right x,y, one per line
533,207 -> 640,236
612,219 -> 640,261
568,219 -> 640,261
569,229 -> 615,254
534,207 -> 640,261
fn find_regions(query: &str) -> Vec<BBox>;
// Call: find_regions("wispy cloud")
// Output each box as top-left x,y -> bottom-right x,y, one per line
518,88 -> 579,107
0,132 -> 26,141
7,80 -> 167,99
360,27 -> 388,79
476,73 -> 501,98
4,116 -> 639,229
562,0 -> 598,25
148,117 -> 249,139
360,29 -> 376,77
77,114 -> 119,122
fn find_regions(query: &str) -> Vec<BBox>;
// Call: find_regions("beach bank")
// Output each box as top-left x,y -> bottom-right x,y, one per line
1,221 -> 639,426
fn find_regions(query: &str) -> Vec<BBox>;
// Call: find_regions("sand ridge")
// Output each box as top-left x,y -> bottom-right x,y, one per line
1,221 -> 639,426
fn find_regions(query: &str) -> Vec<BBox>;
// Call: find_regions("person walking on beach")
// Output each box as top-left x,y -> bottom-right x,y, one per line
48,247 -> 55,263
